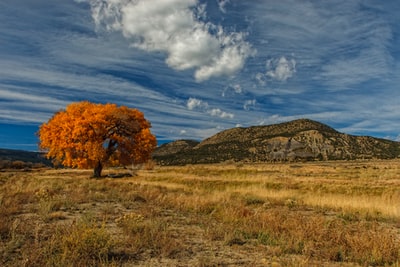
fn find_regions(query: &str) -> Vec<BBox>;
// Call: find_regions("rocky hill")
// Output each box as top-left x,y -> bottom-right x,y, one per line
153,119 -> 400,165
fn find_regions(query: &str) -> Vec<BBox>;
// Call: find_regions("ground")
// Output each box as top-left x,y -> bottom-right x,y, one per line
1,160 -> 400,266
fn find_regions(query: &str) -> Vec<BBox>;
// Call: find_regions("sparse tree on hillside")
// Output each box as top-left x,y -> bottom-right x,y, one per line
38,101 -> 157,177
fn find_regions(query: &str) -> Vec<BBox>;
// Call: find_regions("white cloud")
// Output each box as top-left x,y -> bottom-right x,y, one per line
187,97 -> 233,119
195,35 -> 255,81
266,56 -> 296,82
208,108 -> 234,119
187,97 -> 208,110
88,0 -> 254,82
255,72 -> 266,86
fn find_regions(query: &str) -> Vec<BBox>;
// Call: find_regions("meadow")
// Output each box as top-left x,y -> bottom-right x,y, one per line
1,160 -> 400,266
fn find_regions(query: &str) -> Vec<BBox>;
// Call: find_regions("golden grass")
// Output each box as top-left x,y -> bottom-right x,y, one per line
1,160 -> 400,266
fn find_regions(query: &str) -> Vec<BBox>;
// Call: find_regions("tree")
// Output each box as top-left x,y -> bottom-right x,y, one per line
38,101 -> 157,177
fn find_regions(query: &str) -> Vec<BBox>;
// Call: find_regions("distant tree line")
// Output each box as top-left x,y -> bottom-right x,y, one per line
0,159 -> 48,170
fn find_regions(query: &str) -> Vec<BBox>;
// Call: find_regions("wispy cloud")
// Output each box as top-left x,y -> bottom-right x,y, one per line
319,48 -> 392,89
222,84 -> 242,97
243,99 -> 256,111
266,56 -> 296,82
246,1 -> 394,90
216,0 -> 230,13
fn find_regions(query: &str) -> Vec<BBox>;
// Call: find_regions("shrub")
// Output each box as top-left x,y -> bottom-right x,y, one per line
60,220 -> 115,265
11,160 -> 29,169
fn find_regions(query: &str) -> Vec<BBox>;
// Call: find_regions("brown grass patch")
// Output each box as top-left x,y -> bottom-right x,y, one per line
1,161 -> 400,266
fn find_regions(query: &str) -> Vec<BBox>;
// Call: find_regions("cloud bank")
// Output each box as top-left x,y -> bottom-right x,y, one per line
88,0 -> 254,81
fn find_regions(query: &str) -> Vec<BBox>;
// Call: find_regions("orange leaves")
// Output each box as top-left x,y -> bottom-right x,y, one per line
38,101 -> 157,174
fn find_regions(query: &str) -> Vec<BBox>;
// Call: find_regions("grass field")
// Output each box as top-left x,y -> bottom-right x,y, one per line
1,160 -> 400,266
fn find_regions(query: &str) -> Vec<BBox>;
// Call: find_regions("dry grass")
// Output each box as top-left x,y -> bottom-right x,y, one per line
1,160 -> 400,266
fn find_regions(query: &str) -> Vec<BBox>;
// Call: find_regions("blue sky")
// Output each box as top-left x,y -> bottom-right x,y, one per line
1,0 -> 399,151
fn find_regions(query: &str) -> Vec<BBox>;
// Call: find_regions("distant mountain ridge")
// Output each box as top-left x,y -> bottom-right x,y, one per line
153,119 -> 400,165
0,148 -> 51,167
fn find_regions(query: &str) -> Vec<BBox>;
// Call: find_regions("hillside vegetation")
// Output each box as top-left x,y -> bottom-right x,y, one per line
0,149 -> 51,169
153,119 -> 400,165
1,161 -> 400,266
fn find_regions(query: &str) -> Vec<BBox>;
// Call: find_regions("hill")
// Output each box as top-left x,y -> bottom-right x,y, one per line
0,148 -> 51,168
153,119 -> 400,165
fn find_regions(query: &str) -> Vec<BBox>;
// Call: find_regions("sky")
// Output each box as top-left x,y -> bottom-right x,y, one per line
1,0 -> 399,151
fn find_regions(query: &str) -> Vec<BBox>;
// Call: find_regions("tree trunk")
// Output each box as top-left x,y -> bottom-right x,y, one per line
93,161 -> 103,178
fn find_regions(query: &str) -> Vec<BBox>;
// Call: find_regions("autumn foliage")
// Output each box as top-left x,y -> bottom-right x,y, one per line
38,101 -> 157,177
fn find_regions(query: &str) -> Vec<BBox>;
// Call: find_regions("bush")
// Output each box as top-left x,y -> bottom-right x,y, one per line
11,161 -> 30,169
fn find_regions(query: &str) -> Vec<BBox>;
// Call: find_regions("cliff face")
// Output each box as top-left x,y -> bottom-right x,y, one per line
153,119 -> 400,165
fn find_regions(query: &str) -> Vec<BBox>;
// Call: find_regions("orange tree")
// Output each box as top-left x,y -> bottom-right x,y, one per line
38,101 -> 157,177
